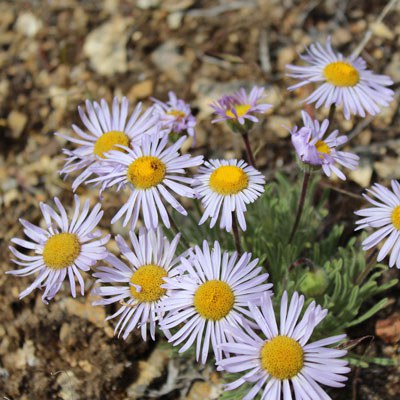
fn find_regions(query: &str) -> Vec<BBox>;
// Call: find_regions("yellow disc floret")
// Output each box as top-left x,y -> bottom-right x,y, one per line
226,104 -> 251,119
93,131 -> 130,158
391,206 -> 400,230
130,264 -> 168,302
194,280 -> 235,321
323,61 -> 360,87
43,233 -> 81,270
167,109 -> 186,120
260,336 -> 304,380
315,140 -> 331,155
127,156 -> 166,189
209,166 -> 249,195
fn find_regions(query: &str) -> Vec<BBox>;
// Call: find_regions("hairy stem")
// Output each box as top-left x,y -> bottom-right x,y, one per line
231,212 -> 242,254
288,171 -> 311,244
241,132 -> 256,168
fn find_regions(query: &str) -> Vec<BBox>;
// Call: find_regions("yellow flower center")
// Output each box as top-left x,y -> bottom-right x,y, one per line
391,206 -> 400,230
42,233 -> 81,270
315,140 -> 331,156
260,336 -> 304,380
209,166 -> 249,195
93,131 -> 130,158
323,61 -> 360,87
226,104 -> 251,119
167,109 -> 186,120
130,264 -> 168,302
127,156 -> 166,189
194,280 -> 235,321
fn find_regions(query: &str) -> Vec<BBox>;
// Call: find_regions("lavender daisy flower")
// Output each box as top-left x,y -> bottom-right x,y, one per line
57,97 -> 161,191
218,292 -> 350,400
88,134 -> 203,230
159,240 -> 273,364
92,227 -> 181,341
355,180 -> 400,269
151,91 -> 197,145
291,111 -> 359,180
287,38 -> 394,120
192,159 -> 265,232
7,196 -> 110,303
210,86 -> 272,132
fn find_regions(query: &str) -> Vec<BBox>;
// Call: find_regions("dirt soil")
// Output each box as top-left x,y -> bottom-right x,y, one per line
0,0 -> 399,399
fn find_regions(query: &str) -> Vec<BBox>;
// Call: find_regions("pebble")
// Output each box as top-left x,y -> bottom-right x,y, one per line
7,110 -> 27,138
129,80 -> 154,99
15,13 -> 42,37
151,40 -> 191,83
83,16 -> 131,76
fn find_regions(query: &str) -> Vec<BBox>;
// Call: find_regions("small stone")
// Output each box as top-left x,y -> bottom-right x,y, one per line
349,159 -> 373,187
126,348 -> 170,399
78,360 -> 93,373
137,0 -> 160,9
57,370 -> 79,400
167,11 -> 184,30
151,40 -> 191,83
84,16 -> 131,76
129,80 -> 153,99
15,12 -> 43,37
162,0 -> 195,11
60,295 -> 107,327
7,110 -> 27,138
277,47 -> 296,72
371,22 -> 394,40
187,381 -> 214,400
385,52 -> 400,82
332,28 -> 352,45
374,158 -> 400,180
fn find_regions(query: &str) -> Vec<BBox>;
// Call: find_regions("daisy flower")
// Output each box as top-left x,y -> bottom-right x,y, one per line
291,111 -> 359,180
286,38 -> 394,120
92,227 -> 182,341
159,240 -> 273,364
88,134 -> 203,230
192,159 -> 265,232
211,86 -> 272,132
218,292 -> 350,400
57,96 -> 161,191
355,180 -> 400,269
7,196 -> 110,303
151,91 -> 197,145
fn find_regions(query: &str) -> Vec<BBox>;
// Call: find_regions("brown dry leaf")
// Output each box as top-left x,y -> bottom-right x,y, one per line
375,312 -> 400,344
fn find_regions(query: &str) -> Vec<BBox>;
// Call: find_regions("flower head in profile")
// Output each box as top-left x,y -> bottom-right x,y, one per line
286,38 -> 394,120
151,91 -> 197,145
159,240 -> 272,364
57,97 -> 161,191
218,292 -> 350,400
88,134 -> 203,230
192,159 -> 265,232
7,196 -> 110,303
92,228 -> 181,341
211,86 -> 272,133
355,180 -> 400,269
291,111 -> 359,180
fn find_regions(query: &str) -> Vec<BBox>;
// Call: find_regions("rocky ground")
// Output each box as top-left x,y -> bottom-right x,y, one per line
1,0 -> 399,399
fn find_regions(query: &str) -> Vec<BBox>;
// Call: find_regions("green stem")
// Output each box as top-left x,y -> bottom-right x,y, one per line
241,132 -> 256,168
288,171 -> 311,244
356,248 -> 378,285
327,104 -> 336,130
231,212 -> 242,254
168,212 -> 191,249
